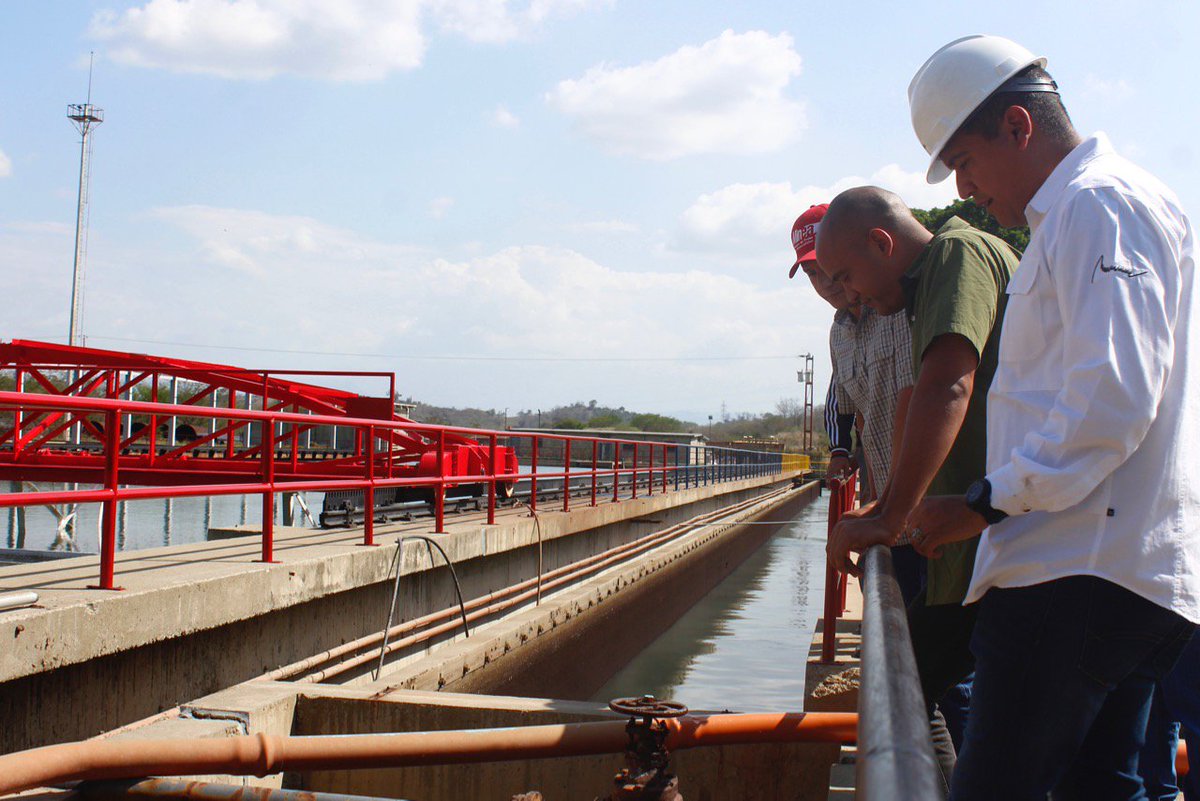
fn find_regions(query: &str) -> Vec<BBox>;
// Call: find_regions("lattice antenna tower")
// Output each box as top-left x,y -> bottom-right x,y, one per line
67,53 -> 103,348
797,353 -> 815,451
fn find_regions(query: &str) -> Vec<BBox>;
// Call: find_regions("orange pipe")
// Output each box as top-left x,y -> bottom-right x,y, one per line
0,712 -> 856,796
1179,740 -> 1189,778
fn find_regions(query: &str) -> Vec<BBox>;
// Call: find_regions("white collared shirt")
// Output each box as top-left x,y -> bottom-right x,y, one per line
967,133 -> 1200,622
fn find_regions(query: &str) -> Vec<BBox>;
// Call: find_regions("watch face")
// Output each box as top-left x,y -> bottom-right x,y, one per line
966,480 -> 985,506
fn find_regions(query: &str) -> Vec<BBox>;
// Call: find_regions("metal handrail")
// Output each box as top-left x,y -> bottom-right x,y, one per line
0,390 -> 809,589
856,545 -> 945,800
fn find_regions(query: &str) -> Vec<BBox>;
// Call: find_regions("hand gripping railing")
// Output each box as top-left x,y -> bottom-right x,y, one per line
856,545 -> 946,800
820,472 -> 857,663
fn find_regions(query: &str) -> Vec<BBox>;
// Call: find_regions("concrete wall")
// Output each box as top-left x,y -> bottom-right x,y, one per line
93,682 -> 838,801
290,689 -> 839,801
0,473 -> 804,754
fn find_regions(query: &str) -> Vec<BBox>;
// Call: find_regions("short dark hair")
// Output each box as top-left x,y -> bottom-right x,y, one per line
956,64 -> 1076,145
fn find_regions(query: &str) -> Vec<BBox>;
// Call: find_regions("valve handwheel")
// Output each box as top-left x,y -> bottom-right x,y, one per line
608,695 -> 689,719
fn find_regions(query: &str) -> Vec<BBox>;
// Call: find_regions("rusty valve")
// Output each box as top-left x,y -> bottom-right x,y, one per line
608,696 -> 689,720
602,695 -> 689,801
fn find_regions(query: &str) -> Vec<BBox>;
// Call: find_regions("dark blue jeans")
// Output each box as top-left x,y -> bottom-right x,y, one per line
1138,630 -> 1200,800
891,543 -> 927,607
950,576 -> 1194,801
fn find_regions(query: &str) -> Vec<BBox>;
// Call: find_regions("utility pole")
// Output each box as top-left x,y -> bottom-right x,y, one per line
67,53 -> 104,348
797,353 -> 815,451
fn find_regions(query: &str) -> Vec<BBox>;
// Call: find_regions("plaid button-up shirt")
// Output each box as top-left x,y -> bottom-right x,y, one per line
829,306 -> 914,539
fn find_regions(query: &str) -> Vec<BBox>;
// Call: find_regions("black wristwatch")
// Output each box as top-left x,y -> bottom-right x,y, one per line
965,479 -> 1008,525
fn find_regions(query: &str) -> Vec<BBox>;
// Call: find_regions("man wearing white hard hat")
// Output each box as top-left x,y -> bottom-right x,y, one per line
904,34 -> 1199,799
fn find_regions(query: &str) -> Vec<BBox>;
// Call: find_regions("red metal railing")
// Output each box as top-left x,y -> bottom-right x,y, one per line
0,391 -> 799,590
820,471 -> 858,663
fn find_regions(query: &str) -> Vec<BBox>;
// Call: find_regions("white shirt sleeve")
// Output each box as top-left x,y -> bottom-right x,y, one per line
988,188 -> 1183,515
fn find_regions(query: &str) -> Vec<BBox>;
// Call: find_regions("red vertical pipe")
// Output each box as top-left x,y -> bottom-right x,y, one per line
97,409 -> 120,590
820,478 -> 844,663
487,434 -> 497,525
562,439 -> 571,512
530,436 -> 539,515
435,429 -> 446,534
261,418 -> 276,563
363,427 -> 375,546
839,473 -> 856,614
590,440 -> 598,507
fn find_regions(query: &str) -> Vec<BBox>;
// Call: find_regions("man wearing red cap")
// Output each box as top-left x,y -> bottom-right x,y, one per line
789,204 -> 920,602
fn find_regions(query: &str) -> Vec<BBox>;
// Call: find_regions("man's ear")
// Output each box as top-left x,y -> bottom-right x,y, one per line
1003,104 -> 1034,152
867,227 -> 894,258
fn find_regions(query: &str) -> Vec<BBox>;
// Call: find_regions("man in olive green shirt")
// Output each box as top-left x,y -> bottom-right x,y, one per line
815,186 -> 1019,785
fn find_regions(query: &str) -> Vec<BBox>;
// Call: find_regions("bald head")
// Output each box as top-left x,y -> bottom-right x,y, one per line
822,187 -> 919,243
814,186 -> 933,314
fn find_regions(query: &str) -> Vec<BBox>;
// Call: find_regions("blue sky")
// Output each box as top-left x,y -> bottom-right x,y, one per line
2,1 -> 1197,423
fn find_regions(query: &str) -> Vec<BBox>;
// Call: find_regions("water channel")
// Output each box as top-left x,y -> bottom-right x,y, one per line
593,499 -> 828,712
5,480 -> 832,716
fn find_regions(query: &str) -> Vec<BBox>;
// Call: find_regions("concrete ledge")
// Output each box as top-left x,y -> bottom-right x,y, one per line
99,682 -> 839,801
0,472 -> 800,684
0,472 -> 802,754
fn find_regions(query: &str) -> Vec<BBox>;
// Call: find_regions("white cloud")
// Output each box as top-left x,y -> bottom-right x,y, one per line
1083,75 -> 1134,101
546,30 -> 806,160
491,105 -> 520,129
429,196 -> 455,218
89,0 -> 608,80
91,0 -> 426,80
430,0 -> 609,43
675,165 -> 958,260
1,204 -> 831,416
0,148 -> 10,177
566,219 -> 638,234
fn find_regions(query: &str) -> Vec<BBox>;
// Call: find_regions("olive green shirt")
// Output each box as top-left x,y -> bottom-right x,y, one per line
903,217 -> 1021,605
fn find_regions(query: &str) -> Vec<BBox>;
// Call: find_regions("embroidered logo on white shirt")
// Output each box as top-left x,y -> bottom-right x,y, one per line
1091,254 -> 1148,282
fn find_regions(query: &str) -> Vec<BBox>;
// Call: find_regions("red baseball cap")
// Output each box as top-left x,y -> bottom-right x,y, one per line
788,203 -> 829,278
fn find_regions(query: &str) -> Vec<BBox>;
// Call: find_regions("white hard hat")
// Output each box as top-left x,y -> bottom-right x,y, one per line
909,35 -> 1048,184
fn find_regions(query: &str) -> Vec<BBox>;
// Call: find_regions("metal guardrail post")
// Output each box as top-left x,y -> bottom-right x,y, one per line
820,474 -> 857,663
590,439 -> 598,507
95,409 -> 119,590
530,436 -> 539,514
612,441 -> 621,503
857,545 -> 946,800
563,439 -> 571,512
631,442 -> 638,499
434,429 -> 446,534
662,444 -> 669,492
260,417 -> 276,563
363,427 -> 375,547
488,434 -> 498,524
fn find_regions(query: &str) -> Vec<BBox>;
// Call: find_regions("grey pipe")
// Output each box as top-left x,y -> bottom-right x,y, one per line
0,591 -> 39,612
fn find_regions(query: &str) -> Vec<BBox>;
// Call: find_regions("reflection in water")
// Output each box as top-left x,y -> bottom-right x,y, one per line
592,500 -> 828,713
